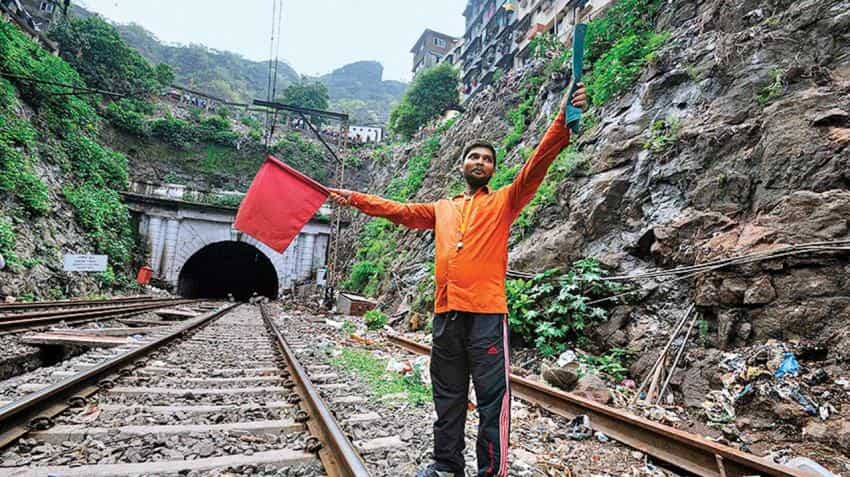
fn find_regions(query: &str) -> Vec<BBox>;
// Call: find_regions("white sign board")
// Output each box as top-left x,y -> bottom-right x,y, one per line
63,254 -> 108,272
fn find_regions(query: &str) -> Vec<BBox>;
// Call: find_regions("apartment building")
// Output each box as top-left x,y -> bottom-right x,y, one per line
514,0 -> 616,68
410,29 -> 460,76
451,0 -> 615,101
458,0 -> 517,99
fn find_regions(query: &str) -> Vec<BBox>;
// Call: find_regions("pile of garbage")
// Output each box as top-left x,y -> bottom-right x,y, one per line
702,340 -> 839,425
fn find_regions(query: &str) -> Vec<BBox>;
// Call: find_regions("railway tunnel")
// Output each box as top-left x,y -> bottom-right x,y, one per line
177,241 -> 278,301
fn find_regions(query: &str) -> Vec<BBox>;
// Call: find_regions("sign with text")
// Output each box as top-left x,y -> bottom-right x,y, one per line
63,254 -> 108,272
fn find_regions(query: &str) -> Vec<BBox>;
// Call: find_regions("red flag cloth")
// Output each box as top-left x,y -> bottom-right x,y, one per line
234,155 -> 329,253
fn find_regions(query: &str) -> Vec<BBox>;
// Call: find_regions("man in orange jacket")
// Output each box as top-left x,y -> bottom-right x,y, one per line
330,84 -> 586,477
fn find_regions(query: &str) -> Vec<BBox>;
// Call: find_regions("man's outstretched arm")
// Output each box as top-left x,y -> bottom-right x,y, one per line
329,188 -> 436,230
506,84 -> 587,214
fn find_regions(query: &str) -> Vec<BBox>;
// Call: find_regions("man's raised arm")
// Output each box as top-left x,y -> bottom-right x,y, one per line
329,189 -> 435,230
506,84 -> 586,214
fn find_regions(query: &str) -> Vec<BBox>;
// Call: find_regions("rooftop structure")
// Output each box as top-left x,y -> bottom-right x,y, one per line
410,29 -> 460,76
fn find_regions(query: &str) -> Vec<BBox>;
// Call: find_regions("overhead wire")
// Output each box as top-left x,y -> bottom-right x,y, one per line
506,238 -> 850,282
267,0 -> 284,148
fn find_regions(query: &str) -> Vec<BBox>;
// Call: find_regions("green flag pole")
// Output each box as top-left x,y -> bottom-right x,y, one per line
564,23 -> 587,134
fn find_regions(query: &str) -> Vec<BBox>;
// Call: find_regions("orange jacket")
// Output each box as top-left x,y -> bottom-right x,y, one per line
350,110 -> 571,314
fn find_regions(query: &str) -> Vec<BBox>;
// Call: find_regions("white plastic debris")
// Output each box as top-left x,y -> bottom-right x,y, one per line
385,357 -> 412,374
785,457 -> 836,477
556,350 -> 577,367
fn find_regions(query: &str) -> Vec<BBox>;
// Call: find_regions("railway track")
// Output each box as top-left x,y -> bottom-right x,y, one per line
0,304 -> 369,477
0,297 -> 199,334
386,334 -> 808,477
0,296 -> 155,313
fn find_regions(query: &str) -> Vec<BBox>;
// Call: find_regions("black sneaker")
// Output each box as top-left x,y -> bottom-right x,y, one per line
414,463 -> 463,477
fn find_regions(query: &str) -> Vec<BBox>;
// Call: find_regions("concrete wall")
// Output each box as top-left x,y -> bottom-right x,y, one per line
126,193 -> 330,296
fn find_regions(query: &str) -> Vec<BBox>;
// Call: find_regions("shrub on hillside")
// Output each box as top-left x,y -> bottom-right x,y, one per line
389,63 -> 458,138
282,80 -> 330,111
49,16 -> 160,96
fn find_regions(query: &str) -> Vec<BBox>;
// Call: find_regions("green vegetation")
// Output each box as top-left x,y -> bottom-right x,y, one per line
364,309 -> 388,330
389,63 -> 459,138
0,217 -> 17,265
580,348 -> 635,381
341,320 -> 357,335
345,135 -> 440,295
515,146 -> 584,236
281,79 -> 330,110
193,193 -> 243,208
506,259 -> 626,357
104,99 -> 152,137
0,81 -> 50,216
63,186 -> 133,264
49,16 -> 167,95
502,88 -> 536,151
643,116 -> 681,152
0,19 -> 134,273
757,68 -> 785,105
585,0 -> 667,105
270,132 -> 329,182
331,347 -> 431,406
148,113 -> 239,150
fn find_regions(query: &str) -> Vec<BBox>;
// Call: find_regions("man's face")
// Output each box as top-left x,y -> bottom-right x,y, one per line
460,146 -> 495,188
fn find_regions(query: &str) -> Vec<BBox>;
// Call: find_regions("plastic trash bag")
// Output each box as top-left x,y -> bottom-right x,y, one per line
774,352 -> 799,378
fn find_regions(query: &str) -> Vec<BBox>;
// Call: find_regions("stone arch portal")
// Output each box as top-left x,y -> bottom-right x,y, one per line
177,241 -> 279,301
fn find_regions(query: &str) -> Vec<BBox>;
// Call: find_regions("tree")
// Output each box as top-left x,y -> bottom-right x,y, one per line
154,63 -> 175,87
49,16 -> 159,96
389,63 -> 458,138
281,79 -> 329,111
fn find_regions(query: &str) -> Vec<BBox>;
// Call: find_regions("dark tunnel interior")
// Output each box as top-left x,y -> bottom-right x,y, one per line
178,242 -> 278,301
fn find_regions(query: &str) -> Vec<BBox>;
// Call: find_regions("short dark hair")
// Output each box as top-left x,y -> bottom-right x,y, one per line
461,141 -> 497,167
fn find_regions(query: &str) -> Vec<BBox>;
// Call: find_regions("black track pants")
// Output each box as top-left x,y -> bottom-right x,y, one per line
431,311 -> 510,477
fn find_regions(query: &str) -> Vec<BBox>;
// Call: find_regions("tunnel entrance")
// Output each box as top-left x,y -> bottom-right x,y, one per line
178,241 -> 278,301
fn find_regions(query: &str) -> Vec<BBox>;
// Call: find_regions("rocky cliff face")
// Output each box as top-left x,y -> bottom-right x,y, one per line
339,0 -> 850,422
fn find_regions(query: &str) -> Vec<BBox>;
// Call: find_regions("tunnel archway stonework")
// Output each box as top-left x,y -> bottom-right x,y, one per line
124,191 -> 331,298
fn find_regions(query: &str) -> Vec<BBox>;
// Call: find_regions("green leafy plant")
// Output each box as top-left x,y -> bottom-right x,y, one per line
507,259 -> 627,357
502,89 -> 536,152
49,16 -> 161,96
63,185 -> 134,266
104,99 -> 151,137
331,347 -> 431,405
580,348 -> 636,381
584,0 -> 666,105
341,320 -> 357,335
0,217 -> 17,265
364,310 -> 388,330
757,68 -> 785,105
643,116 -> 681,152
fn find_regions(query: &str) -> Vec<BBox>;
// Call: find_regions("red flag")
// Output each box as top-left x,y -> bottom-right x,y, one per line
234,155 -> 329,253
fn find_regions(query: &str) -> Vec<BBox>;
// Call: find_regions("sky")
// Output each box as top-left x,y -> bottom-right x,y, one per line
77,0 -> 467,82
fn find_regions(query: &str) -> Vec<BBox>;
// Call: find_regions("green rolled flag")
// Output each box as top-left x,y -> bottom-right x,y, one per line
565,23 -> 588,134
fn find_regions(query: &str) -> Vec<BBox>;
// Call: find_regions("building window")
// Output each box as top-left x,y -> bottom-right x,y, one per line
434,37 -> 447,48
39,1 -> 54,12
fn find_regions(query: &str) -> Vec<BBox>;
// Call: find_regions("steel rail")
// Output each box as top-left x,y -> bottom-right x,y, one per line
0,302 -> 238,448
0,299 -> 198,334
259,305 -> 370,477
0,298 -> 193,321
0,295 -> 154,312
385,334 -> 807,477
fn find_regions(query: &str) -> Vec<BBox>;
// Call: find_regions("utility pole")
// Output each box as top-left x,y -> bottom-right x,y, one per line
251,99 -> 350,306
